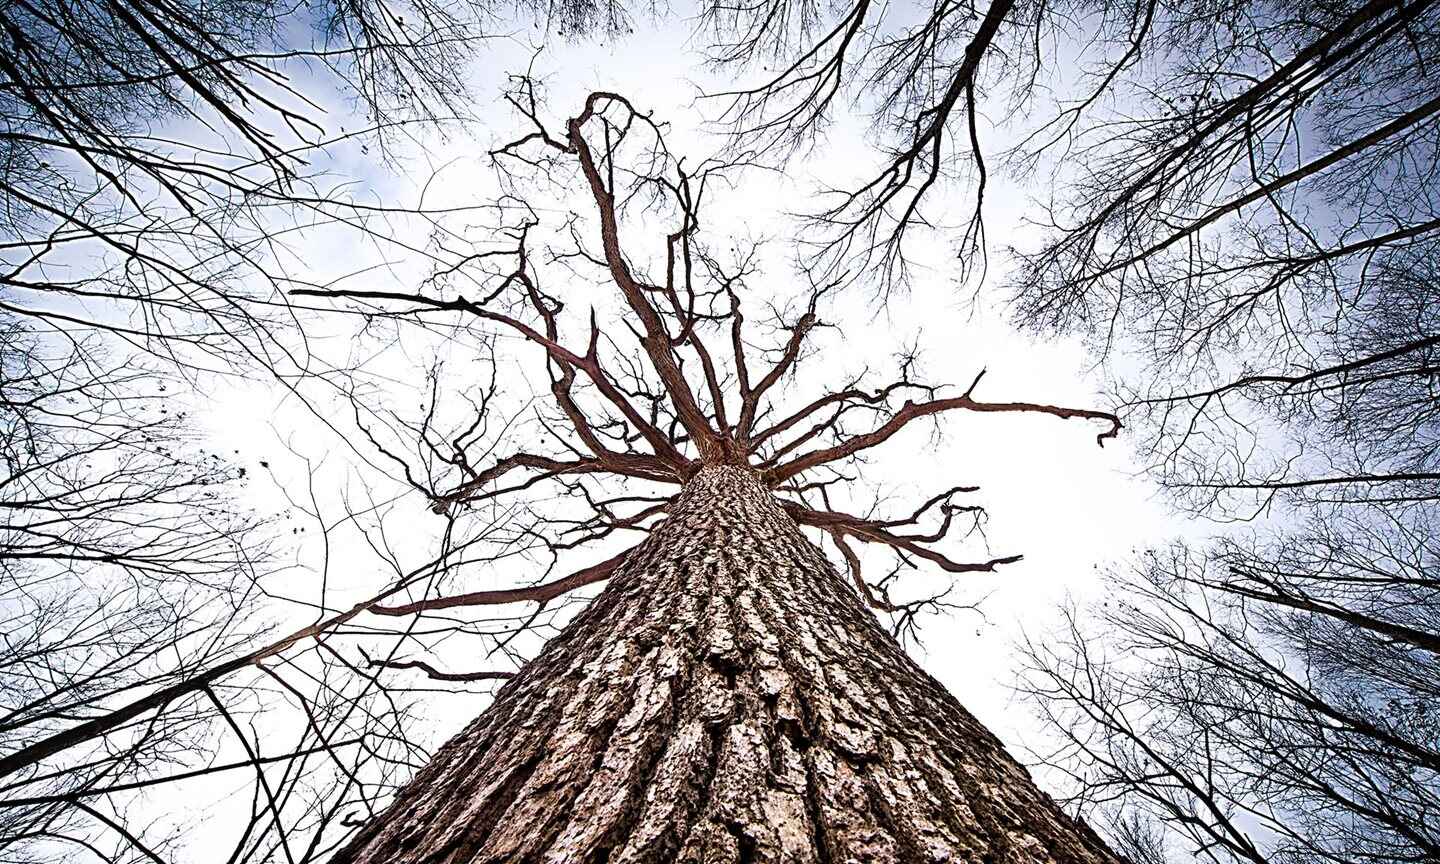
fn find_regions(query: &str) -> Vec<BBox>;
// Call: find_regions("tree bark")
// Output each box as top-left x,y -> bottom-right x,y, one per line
334,465 -> 1121,863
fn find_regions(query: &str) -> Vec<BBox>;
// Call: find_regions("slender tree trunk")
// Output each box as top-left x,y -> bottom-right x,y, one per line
335,466 -> 1121,863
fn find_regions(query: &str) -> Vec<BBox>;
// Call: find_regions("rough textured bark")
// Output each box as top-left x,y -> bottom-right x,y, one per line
334,466 -> 1122,863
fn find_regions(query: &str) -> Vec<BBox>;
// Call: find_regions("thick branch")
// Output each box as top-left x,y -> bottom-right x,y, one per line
566,94 -> 724,462
368,545 -> 635,616
430,452 -> 673,513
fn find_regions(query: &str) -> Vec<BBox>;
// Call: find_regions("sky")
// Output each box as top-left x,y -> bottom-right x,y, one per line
186,9 -> 1190,856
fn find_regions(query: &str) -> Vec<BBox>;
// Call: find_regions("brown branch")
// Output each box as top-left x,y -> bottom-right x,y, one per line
662,168 -> 735,443
289,286 -> 691,473
736,310 -> 817,438
566,93 -> 724,462
765,392 -> 1121,485
829,530 -> 900,612
825,526 -> 987,644
727,286 -> 755,409
785,498 -> 1021,574
429,452 -> 673,514
368,545 -> 636,616
752,380 -> 901,446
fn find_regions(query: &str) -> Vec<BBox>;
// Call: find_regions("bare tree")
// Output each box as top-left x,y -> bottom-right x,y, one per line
289,84 -> 1127,862
0,308 -> 571,861
991,2 -> 1440,861
0,314 -> 260,860
1,0 -> 637,376
0,332 -> 555,862
1022,513 -> 1440,864
699,0 -> 1044,291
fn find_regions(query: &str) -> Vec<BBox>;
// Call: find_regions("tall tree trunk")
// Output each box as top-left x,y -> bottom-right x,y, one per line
335,466 -> 1121,863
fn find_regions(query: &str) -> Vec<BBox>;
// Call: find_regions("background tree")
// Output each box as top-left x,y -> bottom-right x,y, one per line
0,314 -> 268,859
0,1 -> 622,859
0,309 -> 473,862
997,2 -> 1440,863
292,85 -> 1127,862
1022,519 -> 1440,864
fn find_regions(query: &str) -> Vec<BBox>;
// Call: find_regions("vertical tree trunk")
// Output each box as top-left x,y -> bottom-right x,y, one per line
335,466 -> 1121,863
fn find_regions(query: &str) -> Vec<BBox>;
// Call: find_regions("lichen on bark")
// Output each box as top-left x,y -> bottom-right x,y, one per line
333,465 -> 1121,864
